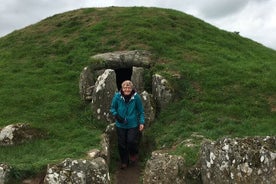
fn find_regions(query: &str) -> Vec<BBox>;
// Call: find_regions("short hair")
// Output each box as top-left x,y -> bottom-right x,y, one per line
121,80 -> 133,88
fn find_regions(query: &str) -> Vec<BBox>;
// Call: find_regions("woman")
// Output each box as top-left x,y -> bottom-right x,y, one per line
110,80 -> 145,169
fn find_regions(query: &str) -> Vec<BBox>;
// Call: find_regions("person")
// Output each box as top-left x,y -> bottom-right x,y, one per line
110,80 -> 145,169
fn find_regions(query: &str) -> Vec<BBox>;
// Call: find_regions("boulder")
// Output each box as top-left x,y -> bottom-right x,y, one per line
140,91 -> 155,126
79,66 -> 95,101
99,133 -> 110,164
131,66 -> 145,93
143,151 -> 186,184
87,149 -> 101,160
91,69 -> 117,123
90,50 -> 151,70
44,157 -> 110,184
152,74 -> 173,112
99,123 -> 117,165
0,123 -> 43,146
0,163 -> 10,184
200,136 -> 276,184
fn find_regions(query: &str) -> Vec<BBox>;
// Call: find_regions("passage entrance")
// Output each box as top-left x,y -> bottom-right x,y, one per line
115,68 -> 133,91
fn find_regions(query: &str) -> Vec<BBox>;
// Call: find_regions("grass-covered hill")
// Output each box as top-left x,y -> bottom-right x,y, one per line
0,6 -> 276,180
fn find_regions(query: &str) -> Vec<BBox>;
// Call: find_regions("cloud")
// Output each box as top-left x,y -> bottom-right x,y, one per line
194,0 -> 249,18
166,0 -> 247,19
0,0 -> 83,35
204,0 -> 276,49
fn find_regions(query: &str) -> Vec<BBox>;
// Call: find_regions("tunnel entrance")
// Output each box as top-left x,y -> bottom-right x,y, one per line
115,67 -> 133,91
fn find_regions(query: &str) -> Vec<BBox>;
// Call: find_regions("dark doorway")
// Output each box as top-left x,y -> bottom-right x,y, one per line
115,68 -> 133,90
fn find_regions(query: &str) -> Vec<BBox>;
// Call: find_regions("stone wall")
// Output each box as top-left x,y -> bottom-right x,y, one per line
200,136 -> 276,184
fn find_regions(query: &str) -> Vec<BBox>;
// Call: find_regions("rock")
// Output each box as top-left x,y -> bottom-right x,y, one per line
79,66 -> 95,101
87,149 -> 101,160
200,136 -> 276,184
90,50 -> 151,70
152,74 -> 173,112
44,157 -> 110,184
131,66 -> 145,93
87,123 -> 116,165
143,151 -> 186,184
140,91 -> 155,126
0,123 -> 43,146
91,69 -> 117,123
0,163 -> 11,184
100,133 -> 110,164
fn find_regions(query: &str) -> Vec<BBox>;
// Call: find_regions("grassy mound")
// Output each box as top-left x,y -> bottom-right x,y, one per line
0,6 -> 275,180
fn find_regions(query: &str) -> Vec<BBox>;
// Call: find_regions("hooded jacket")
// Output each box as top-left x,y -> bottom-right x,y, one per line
110,90 -> 145,129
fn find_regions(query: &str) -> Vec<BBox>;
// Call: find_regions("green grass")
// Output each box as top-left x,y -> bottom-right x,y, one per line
0,6 -> 276,181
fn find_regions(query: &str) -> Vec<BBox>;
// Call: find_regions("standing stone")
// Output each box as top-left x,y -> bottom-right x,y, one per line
131,67 -> 145,93
79,66 -> 95,101
91,69 -> 117,123
152,74 -> 173,112
140,91 -> 155,126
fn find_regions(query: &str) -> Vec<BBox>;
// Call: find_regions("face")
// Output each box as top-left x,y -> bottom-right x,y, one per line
122,85 -> 132,95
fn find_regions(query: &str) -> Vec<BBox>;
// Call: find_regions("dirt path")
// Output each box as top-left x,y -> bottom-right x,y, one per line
113,162 -> 142,184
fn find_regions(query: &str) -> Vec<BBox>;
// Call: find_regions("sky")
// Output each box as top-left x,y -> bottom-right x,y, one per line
0,0 -> 275,50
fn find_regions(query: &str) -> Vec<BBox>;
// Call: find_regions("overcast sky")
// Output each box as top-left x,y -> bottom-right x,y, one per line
1,0 -> 275,50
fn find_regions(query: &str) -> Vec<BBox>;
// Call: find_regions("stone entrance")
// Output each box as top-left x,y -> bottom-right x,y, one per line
79,50 -> 174,125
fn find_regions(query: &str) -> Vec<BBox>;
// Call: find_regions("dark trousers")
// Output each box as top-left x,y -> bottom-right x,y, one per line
116,126 -> 140,164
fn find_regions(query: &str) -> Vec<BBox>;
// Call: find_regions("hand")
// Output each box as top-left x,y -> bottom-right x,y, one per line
115,115 -> 125,124
139,124 -> 144,132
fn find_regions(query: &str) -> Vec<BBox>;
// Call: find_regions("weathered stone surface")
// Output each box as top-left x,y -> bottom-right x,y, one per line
140,91 -> 155,125
44,157 -> 110,184
100,123 -> 117,165
0,123 -> 43,146
200,136 -> 276,184
87,124 -> 116,165
104,123 -> 116,149
104,123 -> 116,137
91,69 -> 117,123
79,66 -> 95,101
131,66 -> 145,93
90,50 -> 151,70
152,74 -> 173,112
87,149 -> 101,160
100,133 -> 110,164
0,163 -> 10,184
143,151 -> 186,184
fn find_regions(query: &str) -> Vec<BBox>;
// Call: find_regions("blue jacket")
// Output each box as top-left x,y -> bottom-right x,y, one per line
110,91 -> 145,129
